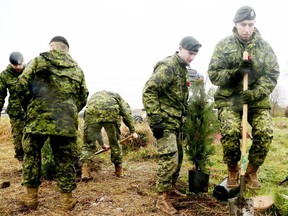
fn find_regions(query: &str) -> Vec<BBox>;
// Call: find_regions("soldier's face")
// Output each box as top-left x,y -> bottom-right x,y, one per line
178,47 -> 197,64
12,64 -> 24,73
235,20 -> 255,42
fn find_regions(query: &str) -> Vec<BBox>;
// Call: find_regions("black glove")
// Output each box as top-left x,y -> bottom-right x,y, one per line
240,90 -> 255,104
152,122 -> 164,139
239,59 -> 253,75
230,59 -> 253,84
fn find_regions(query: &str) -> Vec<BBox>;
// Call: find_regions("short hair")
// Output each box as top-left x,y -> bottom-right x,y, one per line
50,41 -> 69,53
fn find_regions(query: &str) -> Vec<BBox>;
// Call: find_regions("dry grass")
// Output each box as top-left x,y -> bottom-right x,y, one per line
0,117 -> 287,215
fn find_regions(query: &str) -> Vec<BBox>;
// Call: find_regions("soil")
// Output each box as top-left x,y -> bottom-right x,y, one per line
0,126 -> 274,216
0,154 -> 270,216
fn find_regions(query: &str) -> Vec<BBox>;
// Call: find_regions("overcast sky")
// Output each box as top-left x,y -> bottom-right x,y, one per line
1,0 -> 287,109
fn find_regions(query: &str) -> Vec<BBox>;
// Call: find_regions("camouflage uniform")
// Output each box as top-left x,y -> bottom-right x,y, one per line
0,64 -> 26,161
208,27 -> 279,166
81,90 -> 135,165
142,53 -> 189,192
17,50 -> 88,192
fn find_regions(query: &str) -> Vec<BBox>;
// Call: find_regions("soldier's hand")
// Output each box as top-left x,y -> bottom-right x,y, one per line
240,90 -> 254,104
239,59 -> 253,75
102,143 -> 110,151
152,122 -> 164,139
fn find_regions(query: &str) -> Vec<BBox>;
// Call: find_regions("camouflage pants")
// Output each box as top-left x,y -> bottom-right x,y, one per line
81,122 -> 122,165
156,131 -> 183,193
22,133 -> 77,192
9,117 -> 25,161
218,107 -> 273,166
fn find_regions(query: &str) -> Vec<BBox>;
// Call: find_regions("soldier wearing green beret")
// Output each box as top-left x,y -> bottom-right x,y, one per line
208,6 -> 279,189
16,36 -> 89,211
80,90 -> 138,180
142,36 -> 201,215
0,51 -> 26,162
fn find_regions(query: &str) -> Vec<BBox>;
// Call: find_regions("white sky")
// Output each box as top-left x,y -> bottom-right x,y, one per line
1,0 -> 288,109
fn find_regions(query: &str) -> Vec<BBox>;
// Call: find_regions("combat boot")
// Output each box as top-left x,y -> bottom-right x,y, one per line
81,163 -> 92,182
169,185 -> 187,197
227,164 -> 239,188
18,187 -> 39,209
244,163 -> 261,189
115,163 -> 122,177
156,192 -> 178,215
60,192 -> 77,211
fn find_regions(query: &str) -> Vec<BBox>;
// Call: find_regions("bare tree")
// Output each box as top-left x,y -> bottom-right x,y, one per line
270,85 -> 286,116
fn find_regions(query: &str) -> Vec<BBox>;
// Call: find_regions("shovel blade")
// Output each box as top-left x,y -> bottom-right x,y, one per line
228,197 -> 254,216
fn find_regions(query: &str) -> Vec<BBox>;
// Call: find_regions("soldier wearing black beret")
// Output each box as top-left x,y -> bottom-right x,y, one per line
208,6 -> 279,191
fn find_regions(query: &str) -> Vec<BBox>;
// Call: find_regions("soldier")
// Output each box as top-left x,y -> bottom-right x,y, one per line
16,36 -> 89,211
80,90 -> 138,180
208,6 -> 279,189
0,51 -> 26,161
142,36 -> 201,215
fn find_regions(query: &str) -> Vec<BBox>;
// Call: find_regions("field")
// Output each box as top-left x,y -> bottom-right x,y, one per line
0,116 -> 288,215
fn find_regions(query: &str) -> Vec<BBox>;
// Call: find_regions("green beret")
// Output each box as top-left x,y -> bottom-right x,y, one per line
179,36 -> 201,52
233,6 -> 256,23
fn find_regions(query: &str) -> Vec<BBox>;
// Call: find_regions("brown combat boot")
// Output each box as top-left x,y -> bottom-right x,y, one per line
115,163 -> 122,177
18,187 -> 39,209
227,164 -> 239,188
60,192 -> 77,211
81,163 -> 92,182
244,163 -> 261,189
156,192 -> 178,215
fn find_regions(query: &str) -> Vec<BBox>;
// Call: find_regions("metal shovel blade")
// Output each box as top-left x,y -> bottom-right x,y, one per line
228,197 -> 254,216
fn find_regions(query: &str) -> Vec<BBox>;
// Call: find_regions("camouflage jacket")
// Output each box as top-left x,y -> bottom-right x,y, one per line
84,90 -> 135,132
142,52 -> 189,129
208,27 -> 279,110
0,64 -> 26,119
17,50 -> 89,137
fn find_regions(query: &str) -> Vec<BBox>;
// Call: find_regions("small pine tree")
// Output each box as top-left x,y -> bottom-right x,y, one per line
184,78 -> 218,174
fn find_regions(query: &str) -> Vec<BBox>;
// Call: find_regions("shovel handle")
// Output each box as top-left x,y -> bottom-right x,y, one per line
241,51 -> 249,176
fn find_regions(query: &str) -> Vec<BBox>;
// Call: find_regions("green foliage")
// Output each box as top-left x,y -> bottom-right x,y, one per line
184,80 -> 218,174
274,192 -> 288,215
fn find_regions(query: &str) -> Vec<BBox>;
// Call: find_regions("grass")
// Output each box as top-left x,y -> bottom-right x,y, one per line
0,116 -> 288,215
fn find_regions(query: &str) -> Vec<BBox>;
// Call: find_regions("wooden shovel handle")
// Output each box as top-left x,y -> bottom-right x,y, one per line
241,51 -> 249,175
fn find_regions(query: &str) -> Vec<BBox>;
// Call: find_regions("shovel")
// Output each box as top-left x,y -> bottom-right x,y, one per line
94,134 -> 135,155
228,51 -> 254,215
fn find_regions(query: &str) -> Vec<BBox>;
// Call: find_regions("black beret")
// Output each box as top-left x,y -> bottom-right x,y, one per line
9,51 -> 24,65
49,36 -> 69,48
179,36 -> 201,52
233,6 -> 256,23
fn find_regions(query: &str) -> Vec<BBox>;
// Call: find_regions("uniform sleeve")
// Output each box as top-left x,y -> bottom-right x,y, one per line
253,44 -> 280,98
0,72 -> 7,111
118,96 -> 135,132
76,72 -> 89,112
142,64 -> 172,125
16,59 -> 36,111
208,41 -> 240,87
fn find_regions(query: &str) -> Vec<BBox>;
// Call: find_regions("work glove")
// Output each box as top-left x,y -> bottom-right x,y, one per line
230,59 -> 253,84
151,122 -> 164,139
240,90 -> 255,104
239,59 -> 253,75
102,143 -> 110,151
